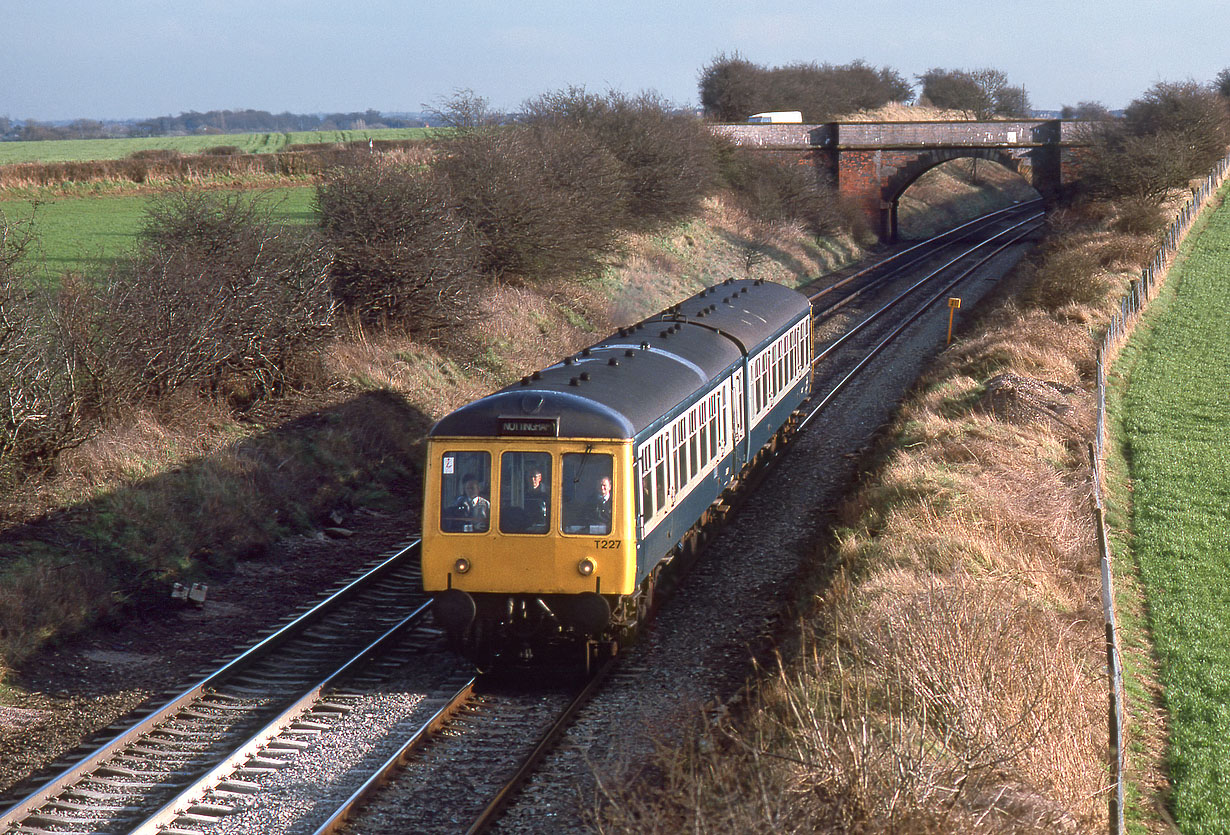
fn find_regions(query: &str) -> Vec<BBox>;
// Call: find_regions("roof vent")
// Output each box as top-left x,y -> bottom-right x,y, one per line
582,347 -> 592,357
520,376 -> 531,385
608,358 -> 619,366
626,349 -> 635,357
660,330 -> 670,338
532,371 -> 542,380
580,372 -> 591,381
569,377 -> 579,386
564,356 -> 574,365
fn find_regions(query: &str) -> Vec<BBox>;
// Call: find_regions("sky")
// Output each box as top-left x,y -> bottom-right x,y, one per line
3,0 -> 1227,122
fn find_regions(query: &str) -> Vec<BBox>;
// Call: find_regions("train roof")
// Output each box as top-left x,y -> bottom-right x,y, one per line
430,279 -> 811,441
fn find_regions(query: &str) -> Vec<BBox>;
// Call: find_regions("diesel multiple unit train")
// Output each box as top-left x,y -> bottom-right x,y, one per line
421,278 -> 813,665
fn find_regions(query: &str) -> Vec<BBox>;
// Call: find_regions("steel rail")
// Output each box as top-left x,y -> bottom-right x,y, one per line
812,211 -> 1044,365
464,659 -> 617,835
308,676 -> 479,835
129,600 -> 435,834
0,539 -> 421,828
807,199 -> 1043,305
799,220 -> 1043,432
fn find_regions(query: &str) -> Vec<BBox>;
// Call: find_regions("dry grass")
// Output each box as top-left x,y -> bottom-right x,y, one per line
597,184 -> 1193,832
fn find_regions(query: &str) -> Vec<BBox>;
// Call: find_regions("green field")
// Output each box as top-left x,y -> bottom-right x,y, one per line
0,128 -> 429,165
2,186 -> 317,277
1117,196 -> 1230,833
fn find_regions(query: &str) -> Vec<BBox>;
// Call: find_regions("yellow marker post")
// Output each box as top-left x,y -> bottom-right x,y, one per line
946,297 -> 962,345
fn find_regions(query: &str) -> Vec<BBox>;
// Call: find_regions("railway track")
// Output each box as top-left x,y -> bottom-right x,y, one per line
0,541 -> 434,835
0,204 -> 1045,834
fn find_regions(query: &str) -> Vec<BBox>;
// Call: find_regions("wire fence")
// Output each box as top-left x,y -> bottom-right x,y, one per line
1091,151 -> 1230,835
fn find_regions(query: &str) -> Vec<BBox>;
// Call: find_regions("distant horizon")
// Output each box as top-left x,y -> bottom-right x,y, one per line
5,1 -> 1226,123
0,105 -> 1100,131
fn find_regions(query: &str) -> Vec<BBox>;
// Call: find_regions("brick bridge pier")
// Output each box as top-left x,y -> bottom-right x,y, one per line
714,120 -> 1089,240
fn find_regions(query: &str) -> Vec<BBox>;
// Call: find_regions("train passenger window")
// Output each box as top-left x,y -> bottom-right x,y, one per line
655,459 -> 666,515
640,450 -> 653,523
440,451 -> 491,533
561,452 -> 614,535
499,451 -> 552,534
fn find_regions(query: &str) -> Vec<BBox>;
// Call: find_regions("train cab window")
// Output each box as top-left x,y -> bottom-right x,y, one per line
440,451 -> 491,533
499,451 -> 552,534
560,452 -> 614,535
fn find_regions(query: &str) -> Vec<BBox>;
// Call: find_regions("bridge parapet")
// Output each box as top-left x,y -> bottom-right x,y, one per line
836,120 -> 1062,148
714,120 -> 1091,150
711,123 -> 832,148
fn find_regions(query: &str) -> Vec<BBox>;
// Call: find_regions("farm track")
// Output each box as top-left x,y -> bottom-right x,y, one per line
0,205 -> 1042,833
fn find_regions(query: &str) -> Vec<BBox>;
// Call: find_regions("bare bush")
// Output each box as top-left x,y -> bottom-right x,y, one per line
717,144 -> 847,235
1111,197 -> 1168,236
96,191 -> 334,406
1078,81 -> 1230,202
699,54 -> 913,122
434,123 -> 627,279
1021,241 -> 1116,311
315,161 -> 483,331
0,212 -> 92,483
521,88 -> 717,229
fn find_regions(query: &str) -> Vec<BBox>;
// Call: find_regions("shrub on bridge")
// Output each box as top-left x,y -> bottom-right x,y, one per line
700,54 -> 912,122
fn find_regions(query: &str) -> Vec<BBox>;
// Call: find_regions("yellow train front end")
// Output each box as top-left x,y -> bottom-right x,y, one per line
422,435 -> 637,663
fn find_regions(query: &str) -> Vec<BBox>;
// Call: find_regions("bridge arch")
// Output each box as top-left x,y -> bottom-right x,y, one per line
879,148 -> 1037,240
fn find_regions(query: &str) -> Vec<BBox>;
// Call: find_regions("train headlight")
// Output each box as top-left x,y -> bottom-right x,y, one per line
577,558 -> 596,577
454,558 -> 471,574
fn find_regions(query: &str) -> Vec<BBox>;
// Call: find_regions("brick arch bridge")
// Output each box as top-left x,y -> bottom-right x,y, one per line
714,120 -> 1090,240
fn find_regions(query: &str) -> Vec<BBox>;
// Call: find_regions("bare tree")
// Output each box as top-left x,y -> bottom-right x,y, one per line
425,88 -> 505,133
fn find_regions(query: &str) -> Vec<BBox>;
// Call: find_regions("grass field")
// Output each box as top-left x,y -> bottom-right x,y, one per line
0,128 -> 429,165
2,186 -> 316,277
1117,197 -> 1230,833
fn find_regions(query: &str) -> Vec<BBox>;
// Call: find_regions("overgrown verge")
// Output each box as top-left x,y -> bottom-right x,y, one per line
599,136 -> 1230,835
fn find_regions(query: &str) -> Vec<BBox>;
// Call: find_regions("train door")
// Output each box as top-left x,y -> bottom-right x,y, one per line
730,368 -> 746,466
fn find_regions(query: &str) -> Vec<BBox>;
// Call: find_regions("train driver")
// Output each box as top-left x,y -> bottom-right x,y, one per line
452,474 -> 490,532
590,476 -> 612,534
